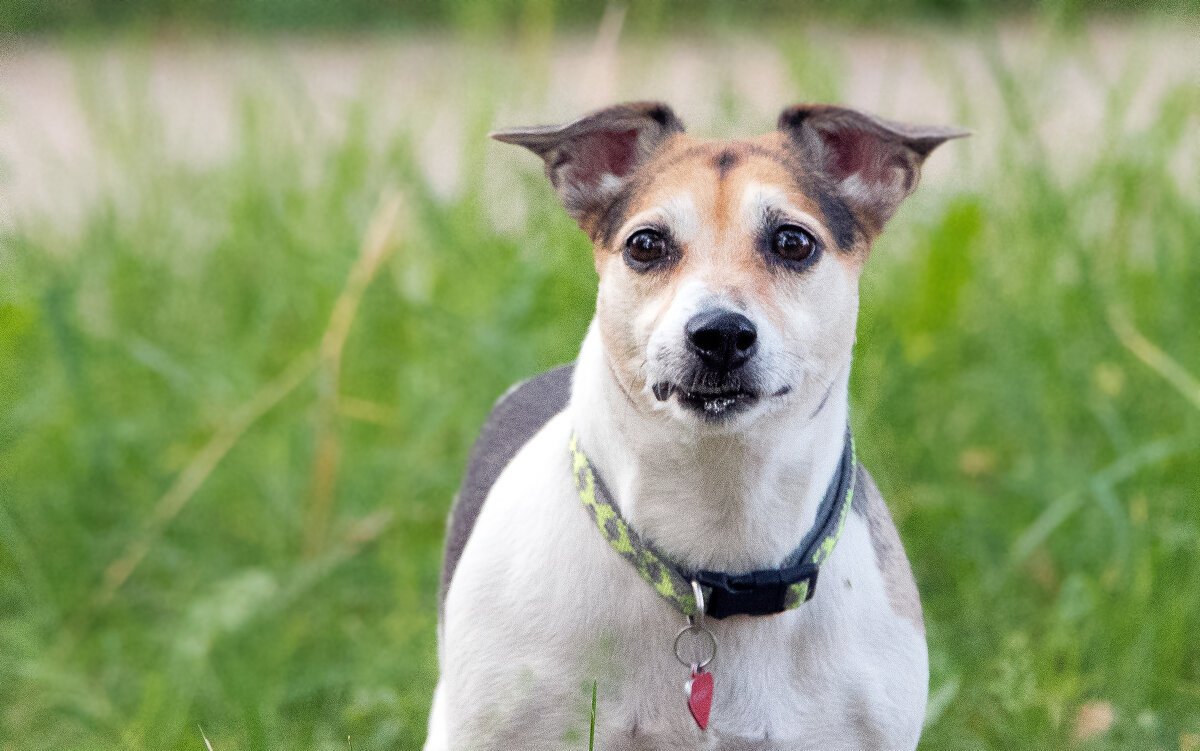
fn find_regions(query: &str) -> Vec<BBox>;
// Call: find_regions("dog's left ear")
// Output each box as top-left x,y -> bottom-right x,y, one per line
491,101 -> 685,236
778,104 -> 969,237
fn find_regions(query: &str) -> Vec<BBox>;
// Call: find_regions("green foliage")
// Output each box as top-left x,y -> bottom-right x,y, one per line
3,0 -> 1200,34
2,24 -> 1199,751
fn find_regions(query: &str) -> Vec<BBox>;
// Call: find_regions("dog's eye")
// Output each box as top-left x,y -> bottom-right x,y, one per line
772,225 -> 818,263
625,229 -> 669,266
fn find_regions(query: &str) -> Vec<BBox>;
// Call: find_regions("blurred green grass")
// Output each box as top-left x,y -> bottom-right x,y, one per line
5,0 -> 1200,34
2,20 -> 1200,751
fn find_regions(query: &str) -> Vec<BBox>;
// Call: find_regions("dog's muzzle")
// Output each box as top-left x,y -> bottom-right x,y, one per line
653,309 -> 766,421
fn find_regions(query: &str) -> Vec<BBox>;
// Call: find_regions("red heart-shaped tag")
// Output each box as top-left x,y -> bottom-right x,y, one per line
686,669 -> 714,730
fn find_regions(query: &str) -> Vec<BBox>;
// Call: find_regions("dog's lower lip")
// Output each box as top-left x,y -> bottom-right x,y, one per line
687,388 -> 750,398
674,388 -> 757,419
654,383 -> 790,403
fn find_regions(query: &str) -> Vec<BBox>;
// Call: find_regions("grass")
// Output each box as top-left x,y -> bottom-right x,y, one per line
2,19 -> 1200,751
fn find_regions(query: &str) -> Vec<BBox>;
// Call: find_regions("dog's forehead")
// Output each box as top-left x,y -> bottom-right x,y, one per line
606,132 -> 831,244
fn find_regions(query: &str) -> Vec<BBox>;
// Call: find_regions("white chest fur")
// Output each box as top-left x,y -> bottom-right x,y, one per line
428,412 -> 927,751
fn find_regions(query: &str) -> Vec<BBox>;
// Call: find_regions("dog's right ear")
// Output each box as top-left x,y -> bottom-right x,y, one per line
777,104 -> 969,238
491,101 -> 685,236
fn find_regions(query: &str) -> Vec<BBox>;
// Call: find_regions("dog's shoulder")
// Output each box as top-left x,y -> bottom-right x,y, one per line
850,464 -> 924,633
439,362 -> 575,607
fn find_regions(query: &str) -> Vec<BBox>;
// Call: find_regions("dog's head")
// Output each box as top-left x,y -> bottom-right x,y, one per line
493,101 -> 966,429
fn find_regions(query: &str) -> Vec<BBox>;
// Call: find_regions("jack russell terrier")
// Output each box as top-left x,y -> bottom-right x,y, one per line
425,101 -> 967,750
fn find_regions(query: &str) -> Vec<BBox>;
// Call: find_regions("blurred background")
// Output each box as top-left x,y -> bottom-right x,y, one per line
2,1 -> 1198,749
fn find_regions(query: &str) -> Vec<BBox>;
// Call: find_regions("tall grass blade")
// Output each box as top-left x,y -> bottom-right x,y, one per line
590,679 -> 598,751
1108,306 -> 1200,413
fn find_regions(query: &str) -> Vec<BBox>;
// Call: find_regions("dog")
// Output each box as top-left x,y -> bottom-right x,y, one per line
425,101 -> 966,750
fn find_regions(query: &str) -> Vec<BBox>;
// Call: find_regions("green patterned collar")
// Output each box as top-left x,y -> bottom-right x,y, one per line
569,430 -> 856,620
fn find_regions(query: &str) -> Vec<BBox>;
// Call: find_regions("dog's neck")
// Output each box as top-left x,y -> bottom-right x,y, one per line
569,323 -> 851,574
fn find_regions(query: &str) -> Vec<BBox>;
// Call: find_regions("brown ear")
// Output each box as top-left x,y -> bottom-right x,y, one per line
778,104 -> 969,236
491,101 -> 685,235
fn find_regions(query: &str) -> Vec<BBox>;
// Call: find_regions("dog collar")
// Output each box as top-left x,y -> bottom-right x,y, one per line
568,429 -> 855,620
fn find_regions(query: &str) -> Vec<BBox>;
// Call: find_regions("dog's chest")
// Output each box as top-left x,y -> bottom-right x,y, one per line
442,415 -> 926,750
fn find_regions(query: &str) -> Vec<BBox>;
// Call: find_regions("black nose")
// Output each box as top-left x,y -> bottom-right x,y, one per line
685,310 -> 758,371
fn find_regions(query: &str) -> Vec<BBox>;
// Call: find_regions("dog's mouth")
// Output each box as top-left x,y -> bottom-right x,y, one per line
652,381 -> 789,421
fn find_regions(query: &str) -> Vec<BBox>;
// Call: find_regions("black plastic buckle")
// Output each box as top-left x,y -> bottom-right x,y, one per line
693,564 -> 819,620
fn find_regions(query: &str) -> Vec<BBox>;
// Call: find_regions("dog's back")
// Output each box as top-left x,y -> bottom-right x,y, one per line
439,364 -> 574,610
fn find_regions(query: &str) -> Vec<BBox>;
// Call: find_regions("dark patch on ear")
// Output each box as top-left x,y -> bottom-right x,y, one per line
712,149 -> 740,178
776,106 -> 811,133
647,103 -> 679,129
